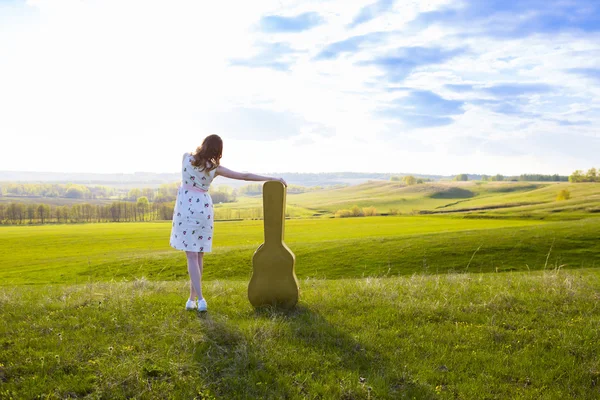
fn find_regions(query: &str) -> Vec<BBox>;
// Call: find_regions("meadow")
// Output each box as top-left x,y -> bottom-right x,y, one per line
1,271 -> 599,399
2,217 -> 599,286
1,180 -> 600,398
214,181 -> 600,220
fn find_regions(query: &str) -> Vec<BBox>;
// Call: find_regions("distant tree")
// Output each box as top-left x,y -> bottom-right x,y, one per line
390,176 -> 401,182
141,188 -> 156,202
569,170 -> 584,183
454,174 -> 469,181
81,203 -> 94,222
137,196 -> 149,221
351,205 -> 364,217
490,174 -> 504,182
37,204 -> 49,224
519,174 -> 567,182
127,188 -> 142,201
26,204 -> 36,224
65,185 -> 87,199
70,204 -> 82,222
481,175 -> 490,181
238,184 -> 263,196
556,189 -> 571,201
362,206 -> 377,216
334,209 -> 352,218
585,168 -> 598,182
155,183 -> 178,202
403,175 -> 417,185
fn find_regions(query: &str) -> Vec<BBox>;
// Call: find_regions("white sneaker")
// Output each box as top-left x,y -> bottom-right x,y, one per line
185,299 -> 197,311
197,298 -> 207,312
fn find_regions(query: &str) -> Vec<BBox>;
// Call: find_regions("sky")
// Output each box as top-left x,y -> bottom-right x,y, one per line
0,0 -> 599,176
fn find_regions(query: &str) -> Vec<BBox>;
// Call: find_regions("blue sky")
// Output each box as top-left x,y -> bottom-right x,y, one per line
0,0 -> 598,175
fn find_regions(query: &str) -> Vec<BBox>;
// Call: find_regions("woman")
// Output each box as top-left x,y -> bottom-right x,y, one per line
170,134 -> 286,312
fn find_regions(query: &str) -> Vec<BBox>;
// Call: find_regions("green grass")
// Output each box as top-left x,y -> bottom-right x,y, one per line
0,217 -> 552,285
2,217 -> 600,286
2,184 -> 600,398
1,270 -> 599,399
214,197 -> 316,219
215,181 -> 600,220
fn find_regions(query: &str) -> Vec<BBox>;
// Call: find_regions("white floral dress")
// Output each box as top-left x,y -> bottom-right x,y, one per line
170,153 -> 216,252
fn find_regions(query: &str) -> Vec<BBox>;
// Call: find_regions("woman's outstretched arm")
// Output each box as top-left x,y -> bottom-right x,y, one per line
215,166 -> 287,186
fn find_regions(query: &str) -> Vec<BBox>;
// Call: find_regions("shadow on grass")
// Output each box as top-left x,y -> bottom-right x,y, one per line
193,305 -> 435,399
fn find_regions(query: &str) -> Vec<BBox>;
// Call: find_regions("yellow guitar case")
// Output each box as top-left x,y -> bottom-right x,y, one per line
248,181 -> 299,309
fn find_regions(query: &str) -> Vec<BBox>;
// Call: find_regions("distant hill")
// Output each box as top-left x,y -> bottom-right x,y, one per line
0,170 -> 569,189
0,171 -> 446,188
0,171 -> 181,185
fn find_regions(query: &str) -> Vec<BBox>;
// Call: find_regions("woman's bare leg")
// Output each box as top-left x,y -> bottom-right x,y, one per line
186,251 -> 202,301
189,281 -> 197,301
196,252 -> 204,300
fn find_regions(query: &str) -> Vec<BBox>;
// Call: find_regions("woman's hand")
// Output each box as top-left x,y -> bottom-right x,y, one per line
277,177 -> 288,187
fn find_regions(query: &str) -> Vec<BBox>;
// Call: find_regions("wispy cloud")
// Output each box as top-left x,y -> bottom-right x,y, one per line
554,119 -> 592,126
230,42 -> 298,71
482,83 -> 553,97
397,114 -> 455,129
379,90 -> 464,128
395,90 -> 464,115
348,0 -> 395,28
314,32 -> 389,60
470,98 -> 539,117
359,46 -> 466,82
568,68 -> 600,81
259,12 -> 323,33
445,84 -> 474,92
414,0 -> 600,38
463,83 -> 555,117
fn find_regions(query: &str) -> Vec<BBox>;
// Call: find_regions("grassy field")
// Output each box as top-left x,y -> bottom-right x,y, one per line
3,181 -> 599,221
2,181 -> 600,398
214,181 -> 600,220
1,270 -> 599,399
6,216 -> 600,285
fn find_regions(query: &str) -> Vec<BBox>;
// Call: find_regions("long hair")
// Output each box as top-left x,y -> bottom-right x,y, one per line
191,134 -> 223,172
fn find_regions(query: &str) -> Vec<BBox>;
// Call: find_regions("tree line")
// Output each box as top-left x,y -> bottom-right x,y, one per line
390,176 -> 432,185
454,174 -> 568,182
236,183 -> 344,196
0,182 -> 238,204
569,168 -> 598,183
0,199 -> 175,225
0,183 -> 117,199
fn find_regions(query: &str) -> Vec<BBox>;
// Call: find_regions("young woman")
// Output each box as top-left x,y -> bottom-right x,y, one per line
169,134 -> 286,312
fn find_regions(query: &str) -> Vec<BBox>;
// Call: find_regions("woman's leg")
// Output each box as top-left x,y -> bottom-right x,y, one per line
189,281 -> 197,301
186,251 -> 202,301
196,252 -> 204,300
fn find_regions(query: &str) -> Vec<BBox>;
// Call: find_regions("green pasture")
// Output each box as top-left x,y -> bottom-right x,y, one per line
2,182 -> 600,399
2,217 -> 600,286
218,181 -> 600,219
3,181 -> 599,221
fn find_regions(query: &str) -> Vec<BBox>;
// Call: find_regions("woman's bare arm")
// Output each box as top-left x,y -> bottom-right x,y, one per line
215,166 -> 287,186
